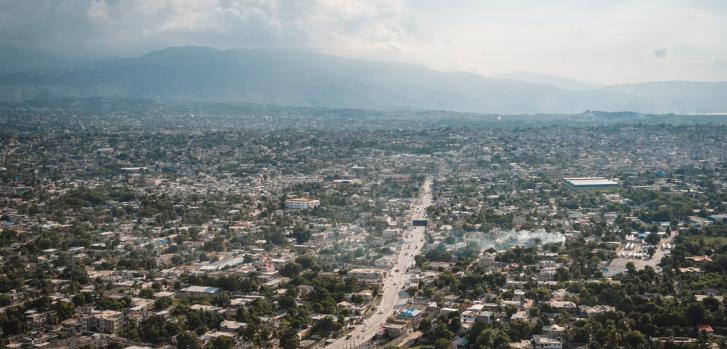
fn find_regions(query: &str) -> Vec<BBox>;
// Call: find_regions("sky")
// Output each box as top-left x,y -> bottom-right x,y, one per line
1,0 -> 727,85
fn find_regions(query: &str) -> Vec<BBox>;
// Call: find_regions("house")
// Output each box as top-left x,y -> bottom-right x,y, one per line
688,216 -> 711,229
532,336 -> 563,349
542,324 -> 566,339
695,294 -> 724,303
697,324 -> 714,335
60,318 -> 84,338
462,310 -> 493,324
220,320 -> 246,332
347,268 -> 385,284
383,229 -> 399,240
685,255 -> 713,263
708,213 -> 727,224
384,323 -> 407,338
548,300 -> 578,313
87,310 -> 123,334
678,267 -> 703,274
580,305 -> 615,317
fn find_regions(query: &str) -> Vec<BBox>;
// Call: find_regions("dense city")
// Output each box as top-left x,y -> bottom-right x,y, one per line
1,100 -> 727,349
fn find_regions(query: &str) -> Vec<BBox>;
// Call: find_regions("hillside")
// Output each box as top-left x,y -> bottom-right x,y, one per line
0,46 -> 725,114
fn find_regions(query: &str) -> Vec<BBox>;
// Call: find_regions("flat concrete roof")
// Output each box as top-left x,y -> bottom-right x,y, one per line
564,177 -> 619,186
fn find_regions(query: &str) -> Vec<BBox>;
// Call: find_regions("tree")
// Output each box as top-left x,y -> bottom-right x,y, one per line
686,303 -> 706,325
645,232 -> 660,246
419,318 -> 432,333
279,326 -> 300,349
626,262 -> 636,274
206,336 -> 234,349
280,262 -> 303,277
54,301 -> 75,320
176,331 -> 201,349
212,293 -> 230,307
154,296 -> 173,310
568,321 -> 591,343
625,330 -> 645,349
311,316 -> 341,337
434,338 -> 450,349
702,296 -> 720,312
293,226 -> 312,244
476,328 -> 510,349
448,316 -> 461,333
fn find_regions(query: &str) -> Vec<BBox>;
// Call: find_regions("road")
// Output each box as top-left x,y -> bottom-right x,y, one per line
325,177 -> 432,349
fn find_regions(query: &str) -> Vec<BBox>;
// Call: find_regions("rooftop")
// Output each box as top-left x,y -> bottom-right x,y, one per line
564,177 -> 619,186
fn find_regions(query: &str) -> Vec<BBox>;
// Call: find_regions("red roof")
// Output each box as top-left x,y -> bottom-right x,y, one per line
697,324 -> 714,333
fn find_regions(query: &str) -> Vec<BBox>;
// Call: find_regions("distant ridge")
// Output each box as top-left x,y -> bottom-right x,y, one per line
0,46 -> 725,114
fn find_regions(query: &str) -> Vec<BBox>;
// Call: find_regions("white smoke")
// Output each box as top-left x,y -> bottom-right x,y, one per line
473,228 -> 565,251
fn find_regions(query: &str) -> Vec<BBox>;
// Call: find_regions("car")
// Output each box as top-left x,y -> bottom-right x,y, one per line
378,309 -> 384,314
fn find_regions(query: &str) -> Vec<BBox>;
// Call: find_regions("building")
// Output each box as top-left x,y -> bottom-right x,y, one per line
383,229 -> 399,241
547,300 -> 578,313
384,323 -> 408,338
580,305 -> 616,317
179,285 -> 221,297
285,198 -> 321,209
709,213 -> 727,224
688,216 -> 711,229
542,324 -> 566,339
347,268 -> 385,283
87,310 -> 123,334
532,336 -> 563,349
412,219 -> 428,227
462,310 -> 493,324
563,177 -> 619,190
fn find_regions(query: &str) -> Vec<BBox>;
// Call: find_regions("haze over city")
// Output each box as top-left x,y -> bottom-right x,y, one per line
2,2 -> 727,349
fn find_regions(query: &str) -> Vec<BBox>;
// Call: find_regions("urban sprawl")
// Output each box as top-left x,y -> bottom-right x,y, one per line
1,102 -> 727,349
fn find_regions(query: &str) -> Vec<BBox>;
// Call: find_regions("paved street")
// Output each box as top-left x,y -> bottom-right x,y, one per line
325,177 -> 432,349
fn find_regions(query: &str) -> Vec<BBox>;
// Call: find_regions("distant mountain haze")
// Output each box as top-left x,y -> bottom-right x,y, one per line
0,46 -> 725,114
490,72 -> 600,91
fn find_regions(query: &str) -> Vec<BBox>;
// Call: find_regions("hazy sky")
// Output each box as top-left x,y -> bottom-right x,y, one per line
2,0 -> 727,84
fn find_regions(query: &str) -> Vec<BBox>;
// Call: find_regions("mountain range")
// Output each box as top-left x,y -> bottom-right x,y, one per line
0,46 -> 725,114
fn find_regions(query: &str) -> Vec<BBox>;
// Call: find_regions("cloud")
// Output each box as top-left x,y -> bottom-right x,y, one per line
87,0 -> 110,22
1,0 -> 727,83
0,0 -> 415,58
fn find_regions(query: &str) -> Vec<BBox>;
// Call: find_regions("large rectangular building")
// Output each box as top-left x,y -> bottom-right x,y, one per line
179,285 -> 221,297
563,177 -> 619,190
285,198 -> 321,209
348,268 -> 385,284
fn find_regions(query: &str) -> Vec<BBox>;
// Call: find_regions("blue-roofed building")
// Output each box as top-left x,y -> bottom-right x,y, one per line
399,308 -> 422,318
180,285 -> 221,297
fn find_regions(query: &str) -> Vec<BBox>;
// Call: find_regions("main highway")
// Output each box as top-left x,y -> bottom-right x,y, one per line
325,177 -> 432,349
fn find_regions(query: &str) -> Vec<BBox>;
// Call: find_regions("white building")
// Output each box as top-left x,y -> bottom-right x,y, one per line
532,336 -> 563,349
285,198 -> 321,209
